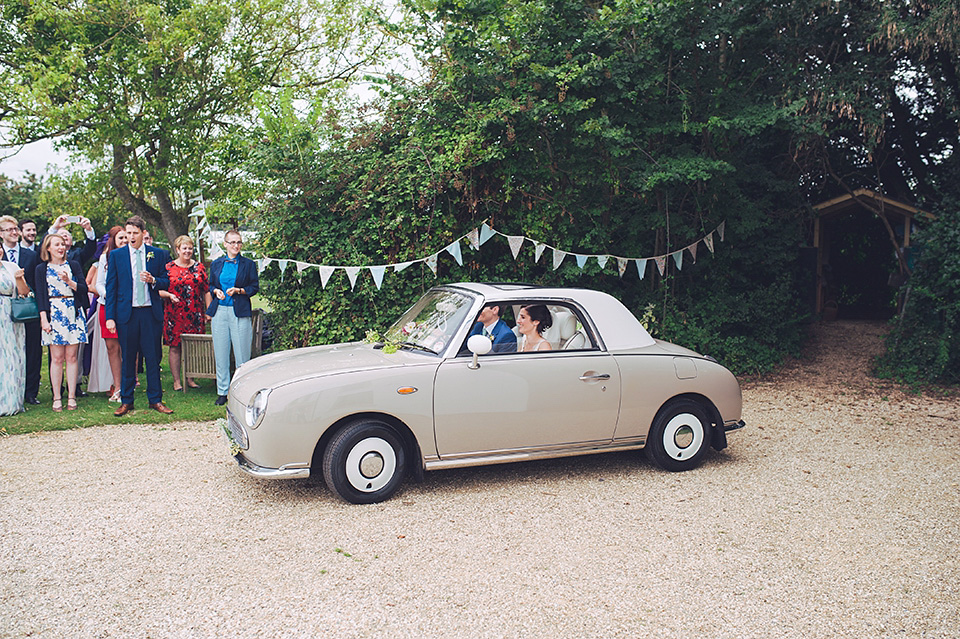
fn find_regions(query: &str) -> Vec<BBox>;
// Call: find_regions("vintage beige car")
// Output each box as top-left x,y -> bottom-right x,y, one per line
224,283 -> 744,503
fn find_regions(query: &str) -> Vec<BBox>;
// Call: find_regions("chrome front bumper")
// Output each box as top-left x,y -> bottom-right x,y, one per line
234,453 -> 311,480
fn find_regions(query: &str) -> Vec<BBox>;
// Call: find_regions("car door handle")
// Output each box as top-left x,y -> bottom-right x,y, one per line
579,373 -> 610,381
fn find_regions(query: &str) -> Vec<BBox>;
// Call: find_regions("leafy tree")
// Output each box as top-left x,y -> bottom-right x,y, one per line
34,170 -> 129,244
1,0 -> 391,244
0,172 -> 42,223
247,0 -> 810,372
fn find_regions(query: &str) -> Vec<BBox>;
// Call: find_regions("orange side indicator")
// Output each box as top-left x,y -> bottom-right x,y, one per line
397,387 -> 418,395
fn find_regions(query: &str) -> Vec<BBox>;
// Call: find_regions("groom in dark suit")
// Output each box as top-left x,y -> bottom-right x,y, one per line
468,303 -> 517,353
104,215 -> 173,416
0,216 -> 42,404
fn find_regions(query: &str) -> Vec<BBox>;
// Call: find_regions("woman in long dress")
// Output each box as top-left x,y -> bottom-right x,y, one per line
91,227 -> 127,400
161,235 -> 210,391
35,234 -> 89,412
0,259 -> 31,415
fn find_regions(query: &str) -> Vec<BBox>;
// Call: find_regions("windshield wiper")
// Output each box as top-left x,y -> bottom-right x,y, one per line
398,341 -> 438,355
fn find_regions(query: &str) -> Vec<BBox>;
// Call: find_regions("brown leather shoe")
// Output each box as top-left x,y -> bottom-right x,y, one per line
150,402 -> 174,414
114,403 -> 134,417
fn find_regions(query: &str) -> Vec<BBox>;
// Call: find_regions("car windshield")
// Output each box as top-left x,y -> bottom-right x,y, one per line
385,289 -> 475,355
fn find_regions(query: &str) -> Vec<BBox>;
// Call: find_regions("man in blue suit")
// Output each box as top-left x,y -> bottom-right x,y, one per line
104,215 -> 173,416
0,216 -> 42,404
468,304 -> 517,353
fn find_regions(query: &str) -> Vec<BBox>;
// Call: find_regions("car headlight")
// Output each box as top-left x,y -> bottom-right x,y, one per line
245,389 -> 271,429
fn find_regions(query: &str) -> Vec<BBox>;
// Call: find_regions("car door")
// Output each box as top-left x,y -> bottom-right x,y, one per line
433,350 -> 621,457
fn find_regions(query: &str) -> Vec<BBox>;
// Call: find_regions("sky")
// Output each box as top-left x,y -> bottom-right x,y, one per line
0,139 -> 79,180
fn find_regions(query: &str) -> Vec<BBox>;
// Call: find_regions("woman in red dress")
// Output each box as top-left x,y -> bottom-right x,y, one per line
161,235 -> 211,391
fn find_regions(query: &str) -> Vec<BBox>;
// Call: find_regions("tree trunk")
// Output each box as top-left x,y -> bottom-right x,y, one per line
109,144 -> 188,246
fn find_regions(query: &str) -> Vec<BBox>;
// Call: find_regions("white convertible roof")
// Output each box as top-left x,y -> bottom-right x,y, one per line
446,282 -> 656,351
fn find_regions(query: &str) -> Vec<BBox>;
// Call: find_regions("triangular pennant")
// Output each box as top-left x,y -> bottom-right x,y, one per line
575,254 -> 588,269
277,259 -> 289,279
256,258 -> 267,274
295,261 -> 310,273
704,232 -> 715,253
344,266 -> 361,289
508,235 -> 524,259
552,249 -> 566,270
369,265 -> 386,290
672,251 -> 683,270
479,223 -> 496,245
636,258 -> 647,280
655,256 -> 666,276
617,257 -> 628,277
466,229 -> 480,251
445,240 -> 463,266
534,242 -> 546,263
596,255 -> 609,269
319,265 -> 335,288
718,221 -> 726,242
394,261 -> 413,272
426,254 -> 438,275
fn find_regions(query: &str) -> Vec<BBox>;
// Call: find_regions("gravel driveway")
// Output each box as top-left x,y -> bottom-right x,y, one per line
2,321 -> 958,638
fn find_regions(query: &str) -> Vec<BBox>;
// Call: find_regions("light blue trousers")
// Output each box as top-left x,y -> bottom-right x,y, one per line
212,309 -> 252,395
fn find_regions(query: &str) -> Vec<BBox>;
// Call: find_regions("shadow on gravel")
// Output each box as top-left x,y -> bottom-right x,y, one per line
232,446 -> 741,505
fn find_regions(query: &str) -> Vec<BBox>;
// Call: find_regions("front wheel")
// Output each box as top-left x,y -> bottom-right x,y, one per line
644,399 -> 711,472
323,420 -> 407,504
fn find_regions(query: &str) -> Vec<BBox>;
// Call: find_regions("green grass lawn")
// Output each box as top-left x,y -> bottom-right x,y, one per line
1,345 -> 229,436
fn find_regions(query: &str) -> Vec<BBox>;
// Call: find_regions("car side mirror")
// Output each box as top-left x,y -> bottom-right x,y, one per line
467,334 -> 493,369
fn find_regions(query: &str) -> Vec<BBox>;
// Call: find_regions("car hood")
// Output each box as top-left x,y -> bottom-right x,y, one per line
231,342 -> 425,394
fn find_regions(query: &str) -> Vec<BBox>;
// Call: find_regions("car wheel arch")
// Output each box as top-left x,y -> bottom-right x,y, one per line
311,412 -> 423,481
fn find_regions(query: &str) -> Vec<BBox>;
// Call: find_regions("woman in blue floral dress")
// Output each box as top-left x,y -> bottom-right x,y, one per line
0,258 -> 30,415
35,234 -> 88,412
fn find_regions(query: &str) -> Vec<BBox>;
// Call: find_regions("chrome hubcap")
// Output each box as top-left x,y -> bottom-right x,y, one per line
359,451 -> 384,478
674,425 -> 694,449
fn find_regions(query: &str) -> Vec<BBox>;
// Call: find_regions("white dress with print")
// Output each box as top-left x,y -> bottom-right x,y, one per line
41,263 -> 88,347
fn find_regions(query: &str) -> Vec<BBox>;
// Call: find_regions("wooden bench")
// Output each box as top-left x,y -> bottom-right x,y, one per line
181,310 -> 264,390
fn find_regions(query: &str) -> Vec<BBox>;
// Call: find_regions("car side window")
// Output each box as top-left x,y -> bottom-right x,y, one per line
461,302 -> 519,354
529,304 -> 596,352
460,301 -> 599,356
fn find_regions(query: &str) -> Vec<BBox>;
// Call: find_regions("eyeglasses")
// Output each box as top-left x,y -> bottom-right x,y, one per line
224,240 -> 243,245
0,227 -> 18,233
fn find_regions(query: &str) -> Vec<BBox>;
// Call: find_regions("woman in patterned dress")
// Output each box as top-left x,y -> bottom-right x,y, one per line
161,235 -> 210,391
35,234 -> 89,412
0,256 -> 31,416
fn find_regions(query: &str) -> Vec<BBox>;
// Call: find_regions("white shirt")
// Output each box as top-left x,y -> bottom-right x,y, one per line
95,252 -> 109,298
47,226 -> 96,242
128,245 -> 151,307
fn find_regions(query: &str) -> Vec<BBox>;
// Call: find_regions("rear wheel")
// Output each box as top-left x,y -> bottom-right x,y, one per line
644,399 -> 711,472
323,420 -> 406,504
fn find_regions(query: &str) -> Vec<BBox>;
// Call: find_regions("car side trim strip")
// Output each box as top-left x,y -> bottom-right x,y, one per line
425,440 -> 646,471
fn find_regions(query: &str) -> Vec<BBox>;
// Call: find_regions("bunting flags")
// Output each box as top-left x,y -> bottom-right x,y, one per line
445,240 -> 463,266
370,265 -> 386,289
344,266 -> 361,289
508,235 -> 524,259
552,249 -> 566,270
252,220 -> 726,290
